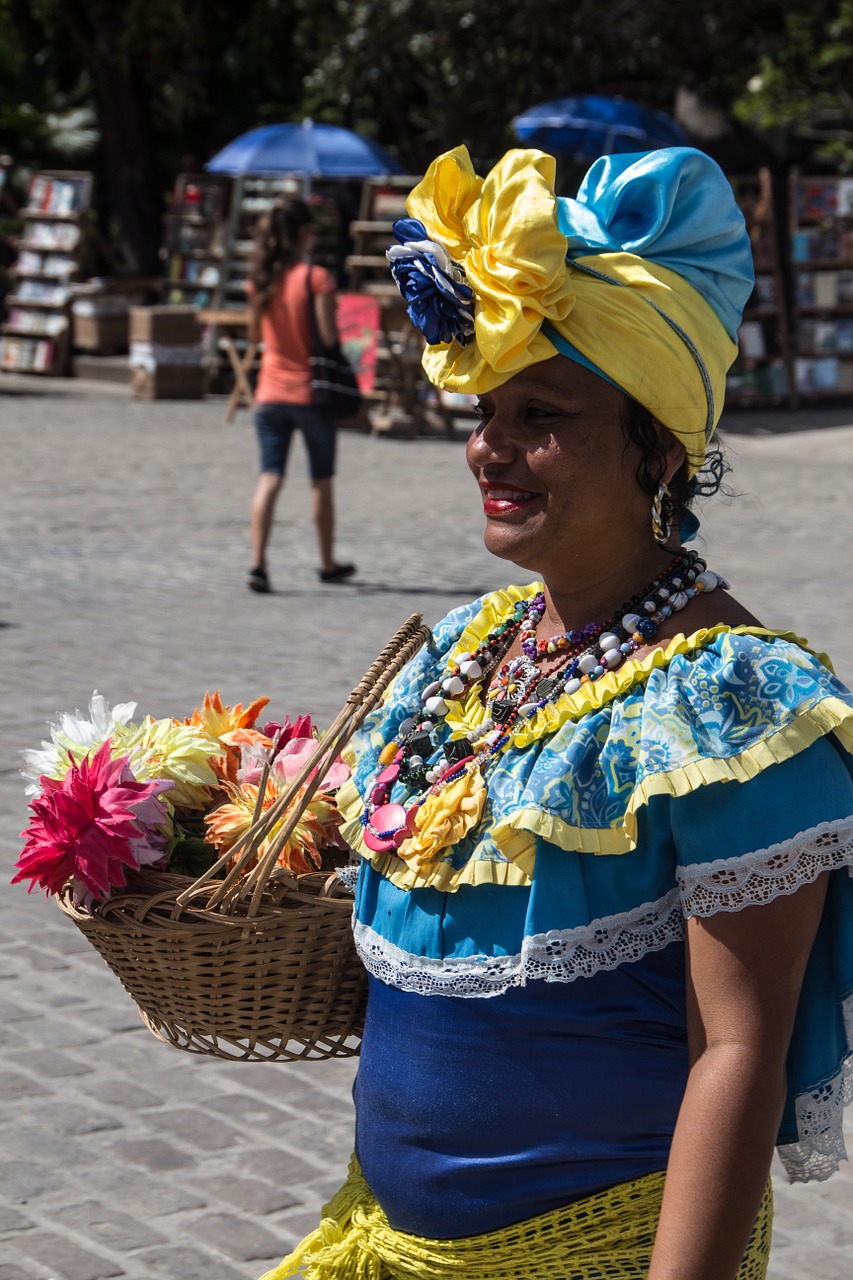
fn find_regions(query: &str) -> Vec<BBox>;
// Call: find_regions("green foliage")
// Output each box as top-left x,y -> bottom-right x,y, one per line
5,1 -> 853,261
732,1 -> 853,168
167,835 -> 222,879
0,0 -> 94,173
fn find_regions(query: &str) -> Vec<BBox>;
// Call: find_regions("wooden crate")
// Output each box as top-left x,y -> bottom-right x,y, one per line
130,363 -> 206,400
129,306 -> 200,346
73,310 -> 129,355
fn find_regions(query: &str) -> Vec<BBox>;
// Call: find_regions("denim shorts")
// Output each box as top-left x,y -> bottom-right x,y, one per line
254,402 -> 337,479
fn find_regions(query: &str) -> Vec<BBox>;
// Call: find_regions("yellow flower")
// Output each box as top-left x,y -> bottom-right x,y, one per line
397,765 -> 486,869
111,717 -> 221,811
406,146 -> 575,394
205,778 -> 342,875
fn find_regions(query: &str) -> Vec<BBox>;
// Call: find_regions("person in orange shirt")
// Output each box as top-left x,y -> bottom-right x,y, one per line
246,196 -> 355,593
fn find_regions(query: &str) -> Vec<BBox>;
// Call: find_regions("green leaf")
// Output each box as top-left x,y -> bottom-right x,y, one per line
167,837 -> 223,878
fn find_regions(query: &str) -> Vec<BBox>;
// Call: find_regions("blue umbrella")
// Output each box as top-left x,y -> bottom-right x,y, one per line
512,95 -> 689,159
205,120 -> 403,178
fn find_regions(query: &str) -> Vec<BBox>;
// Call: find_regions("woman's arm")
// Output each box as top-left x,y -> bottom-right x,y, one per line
315,289 -> 339,349
648,876 -> 828,1280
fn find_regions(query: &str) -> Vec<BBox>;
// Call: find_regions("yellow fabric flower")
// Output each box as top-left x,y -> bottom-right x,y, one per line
407,146 -> 576,393
110,717 -> 221,811
397,765 -> 486,869
184,690 -> 270,738
184,690 -> 271,784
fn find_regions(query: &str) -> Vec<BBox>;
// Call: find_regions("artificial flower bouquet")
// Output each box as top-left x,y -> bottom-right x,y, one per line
10,619 -> 427,1061
14,691 -> 352,907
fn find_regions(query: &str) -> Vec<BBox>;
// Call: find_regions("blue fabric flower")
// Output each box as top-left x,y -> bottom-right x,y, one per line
387,218 -> 475,346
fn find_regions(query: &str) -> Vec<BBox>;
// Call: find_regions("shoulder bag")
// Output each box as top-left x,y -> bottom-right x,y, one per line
306,266 -> 363,421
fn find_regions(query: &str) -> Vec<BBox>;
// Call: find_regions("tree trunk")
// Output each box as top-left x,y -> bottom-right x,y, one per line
52,0 -> 164,275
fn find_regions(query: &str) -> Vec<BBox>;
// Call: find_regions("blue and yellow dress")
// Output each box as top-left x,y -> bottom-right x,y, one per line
272,584 -> 853,1279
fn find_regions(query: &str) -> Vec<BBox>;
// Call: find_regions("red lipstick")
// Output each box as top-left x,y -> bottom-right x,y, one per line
479,480 -> 541,517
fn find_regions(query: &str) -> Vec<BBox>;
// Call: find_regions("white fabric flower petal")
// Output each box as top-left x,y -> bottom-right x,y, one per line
20,691 -> 139,794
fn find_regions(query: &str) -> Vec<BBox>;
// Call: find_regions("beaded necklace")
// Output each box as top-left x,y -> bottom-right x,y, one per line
361,549 -> 726,854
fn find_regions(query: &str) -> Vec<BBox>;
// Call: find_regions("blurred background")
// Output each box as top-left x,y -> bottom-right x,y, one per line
3,0 -> 853,418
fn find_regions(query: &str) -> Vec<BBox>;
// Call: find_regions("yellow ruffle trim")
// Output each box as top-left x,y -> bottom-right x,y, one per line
338,588 -> 848,891
260,1153 -> 772,1280
441,581 -> 827,743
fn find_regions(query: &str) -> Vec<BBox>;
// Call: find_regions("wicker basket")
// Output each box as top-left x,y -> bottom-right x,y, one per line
54,615 -> 430,1062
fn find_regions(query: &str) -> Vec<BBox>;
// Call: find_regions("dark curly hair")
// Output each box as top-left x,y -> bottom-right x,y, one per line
621,395 -> 730,539
248,195 -> 315,312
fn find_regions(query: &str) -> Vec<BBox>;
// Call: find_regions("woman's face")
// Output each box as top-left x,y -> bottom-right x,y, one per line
465,356 -> 668,592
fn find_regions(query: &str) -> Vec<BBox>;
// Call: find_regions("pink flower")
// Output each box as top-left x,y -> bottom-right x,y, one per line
238,714 -> 323,786
12,741 -> 173,904
262,715 -> 315,751
272,737 -> 350,792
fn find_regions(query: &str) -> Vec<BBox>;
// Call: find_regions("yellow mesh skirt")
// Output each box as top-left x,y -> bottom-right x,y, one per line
260,1154 -> 772,1280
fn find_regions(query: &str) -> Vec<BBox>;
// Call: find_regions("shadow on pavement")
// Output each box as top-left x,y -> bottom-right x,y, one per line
264,582 -> 489,599
719,405 -> 853,436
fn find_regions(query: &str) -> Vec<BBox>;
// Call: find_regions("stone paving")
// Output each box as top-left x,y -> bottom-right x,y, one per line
0,374 -> 851,1279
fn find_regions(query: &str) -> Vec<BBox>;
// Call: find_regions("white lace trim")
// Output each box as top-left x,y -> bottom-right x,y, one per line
355,822 -> 853,1177
678,817 -> 853,918
778,991 -> 853,1183
353,890 -> 683,998
335,863 -> 360,891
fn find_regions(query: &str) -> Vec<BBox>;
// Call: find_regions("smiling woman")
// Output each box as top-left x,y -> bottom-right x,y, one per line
468,359 -> 681,588
261,147 -> 853,1280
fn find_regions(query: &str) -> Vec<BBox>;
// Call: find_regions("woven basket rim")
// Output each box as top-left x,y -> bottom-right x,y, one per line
55,867 -> 355,937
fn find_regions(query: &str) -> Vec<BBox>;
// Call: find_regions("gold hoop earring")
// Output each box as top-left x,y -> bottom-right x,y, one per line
651,481 -> 673,546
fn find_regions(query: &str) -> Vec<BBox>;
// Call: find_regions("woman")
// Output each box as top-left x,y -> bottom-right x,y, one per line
246,196 -> 355,593
264,149 -> 853,1278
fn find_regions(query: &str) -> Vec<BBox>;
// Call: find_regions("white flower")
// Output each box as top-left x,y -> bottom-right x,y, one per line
21,691 -> 138,794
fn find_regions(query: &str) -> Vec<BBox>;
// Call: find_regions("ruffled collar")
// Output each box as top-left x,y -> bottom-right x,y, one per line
441,581 -> 813,750
337,594 -> 845,892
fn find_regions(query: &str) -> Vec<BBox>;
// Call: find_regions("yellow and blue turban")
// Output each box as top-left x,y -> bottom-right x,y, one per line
386,146 -> 754,475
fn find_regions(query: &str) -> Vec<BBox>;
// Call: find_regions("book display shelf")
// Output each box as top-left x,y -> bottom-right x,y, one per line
160,173 -> 233,310
216,174 -> 288,313
215,175 -> 339,311
789,172 -> 853,399
345,174 -> 454,435
1,170 -> 93,375
726,169 -> 794,408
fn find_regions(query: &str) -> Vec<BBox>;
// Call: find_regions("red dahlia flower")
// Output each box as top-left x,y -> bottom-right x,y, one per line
13,740 -> 173,903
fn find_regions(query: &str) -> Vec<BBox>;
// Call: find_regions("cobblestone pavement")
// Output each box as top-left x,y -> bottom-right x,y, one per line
0,376 -> 851,1279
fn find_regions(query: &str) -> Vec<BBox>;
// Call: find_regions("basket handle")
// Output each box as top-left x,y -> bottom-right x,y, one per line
175,613 -> 430,915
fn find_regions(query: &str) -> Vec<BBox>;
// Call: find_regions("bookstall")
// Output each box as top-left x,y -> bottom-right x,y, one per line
0,155 -> 13,314
1,169 -> 93,375
347,174 -> 464,436
788,171 -> 853,400
164,172 -> 342,399
161,173 -> 233,311
726,169 -> 794,408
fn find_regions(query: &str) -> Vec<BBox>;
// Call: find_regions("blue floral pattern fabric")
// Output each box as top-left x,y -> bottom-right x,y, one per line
342,586 -> 853,1184
342,586 -> 853,883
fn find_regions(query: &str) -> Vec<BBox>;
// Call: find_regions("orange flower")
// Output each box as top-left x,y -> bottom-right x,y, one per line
184,691 -> 271,784
204,777 -> 342,875
185,690 -> 270,736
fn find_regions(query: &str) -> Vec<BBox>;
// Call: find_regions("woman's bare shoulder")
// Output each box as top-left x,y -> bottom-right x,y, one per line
652,588 -> 762,648
689,588 -> 762,630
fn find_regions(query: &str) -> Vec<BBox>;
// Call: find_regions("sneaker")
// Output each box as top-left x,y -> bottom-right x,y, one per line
319,563 -> 356,583
248,566 -> 270,594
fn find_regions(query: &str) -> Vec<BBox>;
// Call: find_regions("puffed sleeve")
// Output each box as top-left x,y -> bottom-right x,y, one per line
670,736 -> 853,1182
